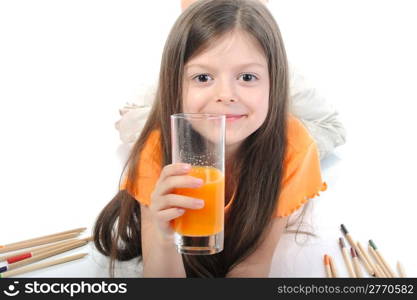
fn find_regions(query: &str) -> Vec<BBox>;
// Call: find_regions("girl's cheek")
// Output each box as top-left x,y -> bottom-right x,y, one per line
184,88 -> 211,111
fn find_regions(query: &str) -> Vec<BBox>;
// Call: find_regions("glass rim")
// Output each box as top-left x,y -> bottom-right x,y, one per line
171,113 -> 226,120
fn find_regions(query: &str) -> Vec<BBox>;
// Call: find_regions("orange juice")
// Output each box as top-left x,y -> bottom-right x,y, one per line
172,166 -> 224,236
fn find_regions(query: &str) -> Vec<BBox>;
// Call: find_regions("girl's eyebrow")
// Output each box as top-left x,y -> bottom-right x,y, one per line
186,62 -> 267,71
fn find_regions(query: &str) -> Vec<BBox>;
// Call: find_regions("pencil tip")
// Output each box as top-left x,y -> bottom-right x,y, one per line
339,237 -> 345,248
340,224 -> 348,235
350,247 -> 357,257
369,239 -> 377,250
324,254 -> 330,265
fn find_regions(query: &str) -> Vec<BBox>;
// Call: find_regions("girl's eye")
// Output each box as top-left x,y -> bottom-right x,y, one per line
192,73 -> 257,83
193,74 -> 212,83
240,73 -> 258,82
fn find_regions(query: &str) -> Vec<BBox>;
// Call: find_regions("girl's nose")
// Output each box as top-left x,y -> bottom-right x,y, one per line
216,98 -> 237,103
215,79 -> 237,103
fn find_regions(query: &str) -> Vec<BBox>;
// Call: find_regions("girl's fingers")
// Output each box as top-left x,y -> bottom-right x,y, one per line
149,163 -> 205,236
156,175 -> 203,196
156,207 -> 186,223
159,163 -> 192,182
153,194 -> 204,212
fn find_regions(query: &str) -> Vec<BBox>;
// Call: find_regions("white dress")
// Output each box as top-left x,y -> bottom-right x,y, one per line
114,65 -> 346,160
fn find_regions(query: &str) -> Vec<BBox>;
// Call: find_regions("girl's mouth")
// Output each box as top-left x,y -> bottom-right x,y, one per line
225,114 -> 246,122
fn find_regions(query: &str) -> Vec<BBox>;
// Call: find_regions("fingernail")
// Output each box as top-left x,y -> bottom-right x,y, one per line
194,200 -> 205,207
182,164 -> 191,171
193,179 -> 204,186
178,209 -> 185,214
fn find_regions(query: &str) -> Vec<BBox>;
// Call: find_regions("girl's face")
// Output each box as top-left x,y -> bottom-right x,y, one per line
182,30 -> 270,154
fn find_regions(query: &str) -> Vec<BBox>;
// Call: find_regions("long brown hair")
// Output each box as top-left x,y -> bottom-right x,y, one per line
94,0 -> 289,277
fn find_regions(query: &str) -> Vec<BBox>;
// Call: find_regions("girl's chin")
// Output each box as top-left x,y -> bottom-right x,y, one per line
225,135 -> 246,149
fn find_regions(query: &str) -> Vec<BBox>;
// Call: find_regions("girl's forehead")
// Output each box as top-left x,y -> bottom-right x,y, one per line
186,30 -> 266,66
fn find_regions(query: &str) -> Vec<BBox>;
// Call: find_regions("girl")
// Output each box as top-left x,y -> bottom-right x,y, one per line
115,0 -> 346,161
94,0 -> 327,277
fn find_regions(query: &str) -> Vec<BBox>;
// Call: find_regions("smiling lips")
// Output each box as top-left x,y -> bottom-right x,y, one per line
225,114 -> 246,121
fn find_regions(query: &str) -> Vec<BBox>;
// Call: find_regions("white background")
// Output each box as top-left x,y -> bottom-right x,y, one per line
0,0 -> 416,277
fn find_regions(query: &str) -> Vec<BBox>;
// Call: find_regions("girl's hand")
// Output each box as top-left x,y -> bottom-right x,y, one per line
149,163 -> 205,240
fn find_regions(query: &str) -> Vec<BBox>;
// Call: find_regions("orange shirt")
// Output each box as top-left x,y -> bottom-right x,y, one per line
121,114 -> 327,217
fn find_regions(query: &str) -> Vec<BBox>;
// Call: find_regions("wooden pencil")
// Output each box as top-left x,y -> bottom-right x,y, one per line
324,254 -> 333,278
397,261 -> 406,278
0,237 -> 92,263
340,224 -> 375,276
373,262 -> 387,278
0,253 -> 88,278
339,238 -> 355,277
355,246 -> 376,276
368,244 -> 390,277
0,228 -> 86,248
5,238 -> 91,265
369,240 -> 395,277
356,241 -> 377,277
350,247 -> 363,278
0,232 -> 81,254
6,240 -> 88,271
328,255 -> 339,278
31,238 -> 90,258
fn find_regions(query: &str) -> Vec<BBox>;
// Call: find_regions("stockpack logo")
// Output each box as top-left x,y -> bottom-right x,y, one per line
3,281 -> 20,297
2,280 -> 128,297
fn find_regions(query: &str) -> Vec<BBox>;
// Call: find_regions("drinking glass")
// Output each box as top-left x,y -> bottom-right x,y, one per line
170,113 -> 225,255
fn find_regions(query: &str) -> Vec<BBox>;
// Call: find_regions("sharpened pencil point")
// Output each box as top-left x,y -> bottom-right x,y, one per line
324,254 -> 330,265
369,240 -> 377,250
339,237 -> 345,248
340,224 -> 348,235
350,247 -> 357,258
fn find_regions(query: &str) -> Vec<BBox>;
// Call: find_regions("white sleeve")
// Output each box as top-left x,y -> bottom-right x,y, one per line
115,83 -> 157,144
288,64 -> 346,160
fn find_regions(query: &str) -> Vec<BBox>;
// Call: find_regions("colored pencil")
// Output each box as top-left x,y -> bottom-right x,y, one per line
373,262 -> 387,278
324,254 -> 333,278
0,232 -> 81,254
339,238 -> 355,277
340,224 -> 375,276
350,247 -> 363,278
2,240 -> 88,272
369,240 -> 395,277
0,228 -> 86,249
356,241 -> 377,277
397,261 -> 406,278
0,253 -> 88,278
368,244 -> 389,277
328,255 -> 339,278
0,237 -> 92,263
